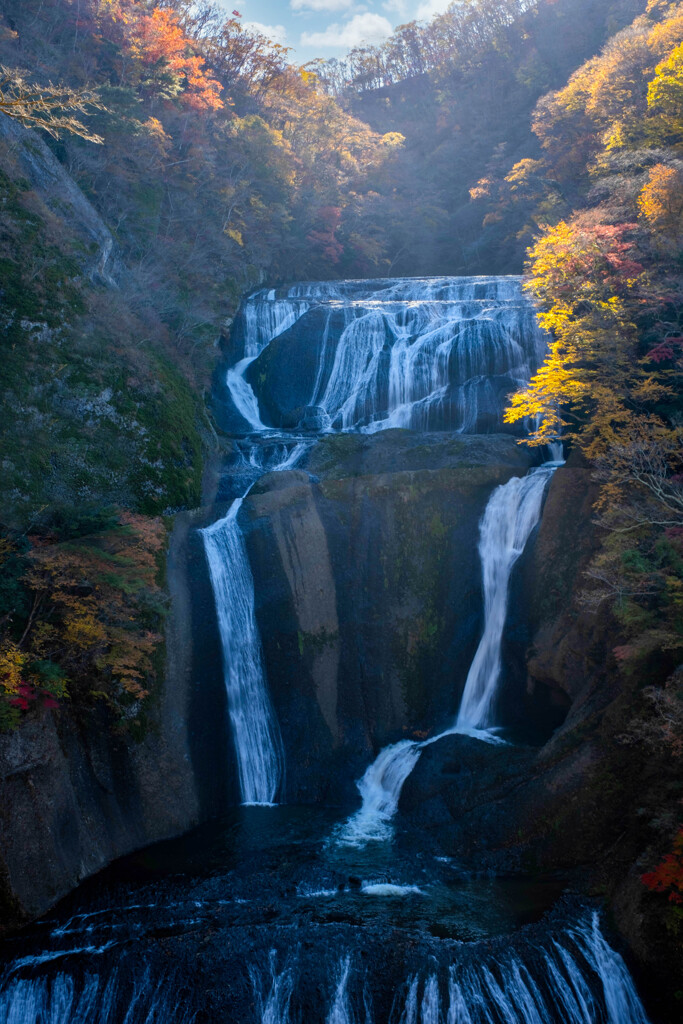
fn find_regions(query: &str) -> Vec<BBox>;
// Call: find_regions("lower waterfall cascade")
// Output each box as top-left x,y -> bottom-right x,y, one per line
201,497 -> 284,806
0,276 -> 655,1023
200,441 -> 309,805
336,458 -> 559,848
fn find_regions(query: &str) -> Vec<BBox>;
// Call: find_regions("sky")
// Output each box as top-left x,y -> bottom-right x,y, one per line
215,1 -> 454,64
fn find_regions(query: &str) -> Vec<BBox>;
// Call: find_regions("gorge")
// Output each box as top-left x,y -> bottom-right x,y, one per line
0,276 -> 657,1022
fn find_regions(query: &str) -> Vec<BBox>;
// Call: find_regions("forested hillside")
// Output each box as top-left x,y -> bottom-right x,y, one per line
0,0 -> 399,730
315,0 -> 646,273
506,0 -> 683,940
0,0 -> 681,944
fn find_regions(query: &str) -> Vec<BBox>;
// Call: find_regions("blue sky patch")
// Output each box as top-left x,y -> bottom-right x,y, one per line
215,0 -> 453,64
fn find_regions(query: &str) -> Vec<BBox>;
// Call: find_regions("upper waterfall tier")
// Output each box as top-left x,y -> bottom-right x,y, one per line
222,277 -> 547,435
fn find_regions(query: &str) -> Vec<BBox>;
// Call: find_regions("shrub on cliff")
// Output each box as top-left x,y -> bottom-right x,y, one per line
0,512 -> 167,731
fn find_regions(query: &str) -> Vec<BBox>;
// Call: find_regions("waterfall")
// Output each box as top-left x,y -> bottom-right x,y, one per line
227,357 -> 267,432
314,289 -> 544,433
420,976 -> 441,1024
251,953 -> 294,1024
327,956 -> 356,1024
244,913 -> 648,1024
0,971 -> 195,1024
337,461 -> 557,845
392,914 -> 649,1024
335,741 -> 423,846
399,977 -> 419,1024
238,277 -> 548,434
455,465 -> 555,732
201,438 -> 310,805
202,498 -> 284,805
242,294 -> 313,358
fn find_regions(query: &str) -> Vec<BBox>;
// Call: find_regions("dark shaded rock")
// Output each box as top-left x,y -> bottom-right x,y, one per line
400,733 -> 535,864
306,429 -> 535,479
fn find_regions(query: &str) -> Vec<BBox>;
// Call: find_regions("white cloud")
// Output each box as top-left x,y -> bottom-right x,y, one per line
291,0 -> 355,11
243,21 -> 288,44
301,12 -> 393,49
382,0 -> 410,16
415,0 -> 454,19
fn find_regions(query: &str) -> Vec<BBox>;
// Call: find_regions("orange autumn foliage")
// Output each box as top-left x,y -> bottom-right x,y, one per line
638,163 -> 683,239
1,512 -> 168,721
642,828 -> 683,904
127,7 -> 223,111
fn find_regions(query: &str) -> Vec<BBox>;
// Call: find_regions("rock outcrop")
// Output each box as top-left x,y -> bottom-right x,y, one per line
0,516 -> 201,931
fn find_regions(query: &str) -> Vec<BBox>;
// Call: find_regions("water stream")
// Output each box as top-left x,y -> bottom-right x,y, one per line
201,497 -> 284,805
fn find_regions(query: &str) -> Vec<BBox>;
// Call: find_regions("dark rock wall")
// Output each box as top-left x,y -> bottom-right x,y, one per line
0,516 -> 201,931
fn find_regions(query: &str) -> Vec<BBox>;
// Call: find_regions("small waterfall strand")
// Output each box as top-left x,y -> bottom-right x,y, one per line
336,462 -> 557,845
455,465 -> 555,732
201,442 -> 309,805
202,498 -> 284,805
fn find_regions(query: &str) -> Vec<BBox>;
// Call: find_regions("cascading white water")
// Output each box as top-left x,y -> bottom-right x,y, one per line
327,956 -> 355,1024
455,465 -> 555,732
238,277 -> 548,434
242,294 -> 313,358
229,292 -> 315,432
399,977 -> 420,1024
335,741 -> 423,846
420,975 -> 441,1024
318,288 -> 543,433
202,498 -> 284,806
441,913 -> 650,1024
0,971 -> 194,1024
227,357 -> 267,432
250,952 -> 294,1024
245,913 -> 649,1024
337,460 -> 558,845
201,439 -> 310,806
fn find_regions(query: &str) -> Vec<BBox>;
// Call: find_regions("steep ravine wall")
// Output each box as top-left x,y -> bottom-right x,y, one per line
0,516 -> 201,931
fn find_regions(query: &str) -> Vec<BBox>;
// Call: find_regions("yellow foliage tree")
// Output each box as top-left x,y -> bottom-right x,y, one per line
504,216 -> 646,453
638,163 -> 683,240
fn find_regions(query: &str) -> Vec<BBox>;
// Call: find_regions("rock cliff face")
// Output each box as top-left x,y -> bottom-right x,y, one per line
396,458 -> 626,865
0,113 -> 119,286
0,517 -> 201,931
242,431 -> 537,802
